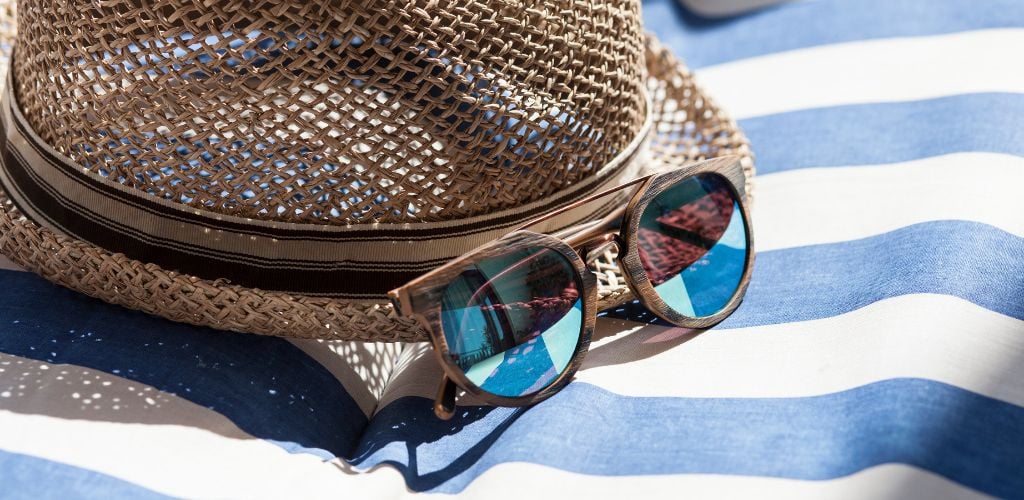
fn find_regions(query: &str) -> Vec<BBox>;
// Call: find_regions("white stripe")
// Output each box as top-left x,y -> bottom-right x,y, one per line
579,294 -> 1024,404
754,152 -> 1024,251
0,353 -> 407,499
375,294 -> 1024,408
0,350 -> 994,500
697,29 -> 1024,119
0,254 -> 20,271
0,413 -> 407,500
438,462 -> 985,500
0,351 -> 990,500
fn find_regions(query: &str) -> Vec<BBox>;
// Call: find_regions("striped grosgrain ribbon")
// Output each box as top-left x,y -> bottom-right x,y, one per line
0,74 -> 653,298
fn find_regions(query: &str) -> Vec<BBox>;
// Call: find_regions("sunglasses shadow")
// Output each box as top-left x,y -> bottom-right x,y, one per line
583,300 -> 706,371
344,299 -> 708,491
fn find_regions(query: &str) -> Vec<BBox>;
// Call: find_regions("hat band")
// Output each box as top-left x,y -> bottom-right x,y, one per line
0,73 -> 654,298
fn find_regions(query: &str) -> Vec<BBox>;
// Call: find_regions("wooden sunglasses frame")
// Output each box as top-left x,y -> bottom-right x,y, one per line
388,155 -> 754,419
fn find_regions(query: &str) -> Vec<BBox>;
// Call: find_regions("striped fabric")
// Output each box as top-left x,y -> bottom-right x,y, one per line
2,0 -> 1023,497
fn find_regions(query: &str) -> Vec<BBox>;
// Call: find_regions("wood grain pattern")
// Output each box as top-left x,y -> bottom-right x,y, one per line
390,155 -> 753,415
618,156 -> 755,329
390,231 -> 597,415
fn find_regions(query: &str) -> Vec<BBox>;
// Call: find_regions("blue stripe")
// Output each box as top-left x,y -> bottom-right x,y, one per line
606,220 -> 1024,327
1,220 -> 1019,467
0,271 -> 367,458
0,450 -> 169,499
357,379 -> 1024,496
741,93 -> 1024,174
643,0 -> 1024,68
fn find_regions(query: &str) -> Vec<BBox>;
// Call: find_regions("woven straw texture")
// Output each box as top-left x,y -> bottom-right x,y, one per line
14,0 -> 647,224
0,0 -> 753,341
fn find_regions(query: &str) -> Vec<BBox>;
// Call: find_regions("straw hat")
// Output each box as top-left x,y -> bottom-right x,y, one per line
0,0 -> 753,341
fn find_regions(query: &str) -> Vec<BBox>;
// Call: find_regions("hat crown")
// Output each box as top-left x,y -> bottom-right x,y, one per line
13,0 -> 647,224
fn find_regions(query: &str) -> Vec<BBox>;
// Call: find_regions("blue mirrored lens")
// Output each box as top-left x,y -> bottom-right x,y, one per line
637,173 -> 747,318
440,246 -> 582,398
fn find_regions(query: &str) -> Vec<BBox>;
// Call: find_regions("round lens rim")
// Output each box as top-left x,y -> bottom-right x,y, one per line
619,163 -> 755,329
426,230 -> 597,408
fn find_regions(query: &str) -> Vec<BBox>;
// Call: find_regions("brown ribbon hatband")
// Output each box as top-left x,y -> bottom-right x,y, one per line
0,75 -> 652,298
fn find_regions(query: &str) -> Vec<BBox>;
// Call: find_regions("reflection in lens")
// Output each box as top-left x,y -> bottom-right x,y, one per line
637,173 -> 748,318
440,246 -> 582,398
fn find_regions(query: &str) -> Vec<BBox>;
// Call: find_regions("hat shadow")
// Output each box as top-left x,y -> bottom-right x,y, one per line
12,270 -> 1022,497
0,270 -> 387,459
0,270 -> 706,492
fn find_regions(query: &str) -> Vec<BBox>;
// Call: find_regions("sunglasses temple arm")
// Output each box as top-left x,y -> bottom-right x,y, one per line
435,374 -> 458,420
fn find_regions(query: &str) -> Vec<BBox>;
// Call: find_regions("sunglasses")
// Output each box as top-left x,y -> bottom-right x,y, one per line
389,156 -> 754,419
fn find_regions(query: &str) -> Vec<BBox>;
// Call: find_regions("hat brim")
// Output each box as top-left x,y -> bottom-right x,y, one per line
0,35 -> 754,342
